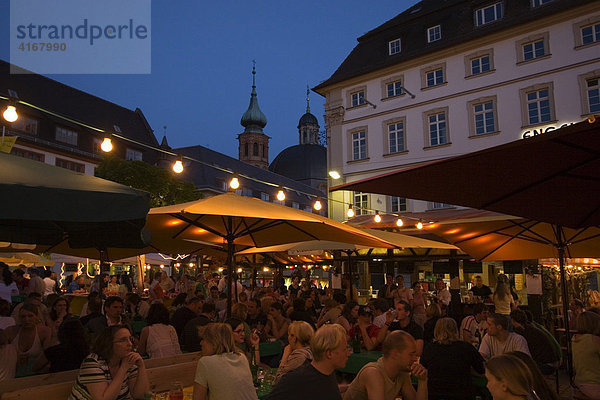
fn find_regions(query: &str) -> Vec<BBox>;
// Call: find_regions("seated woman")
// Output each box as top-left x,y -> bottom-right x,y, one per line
69,325 -> 149,400
336,301 -> 358,333
274,321 -> 314,385
348,305 -> 381,351
42,317 -> 90,372
506,351 -> 559,400
45,296 -> 72,333
572,311 -> 600,399
138,303 -> 181,359
5,303 -> 51,377
193,323 -> 258,400
420,317 -> 485,400
484,353 -> 538,400
265,302 -> 289,343
225,318 -> 260,365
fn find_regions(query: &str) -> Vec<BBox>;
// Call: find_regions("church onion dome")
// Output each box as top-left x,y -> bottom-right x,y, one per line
298,111 -> 318,128
269,144 -> 326,182
240,66 -> 267,133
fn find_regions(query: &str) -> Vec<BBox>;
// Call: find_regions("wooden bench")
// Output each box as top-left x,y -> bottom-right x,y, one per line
0,352 -> 201,400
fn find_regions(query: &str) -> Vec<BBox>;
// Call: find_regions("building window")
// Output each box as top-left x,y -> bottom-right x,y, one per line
390,197 -> 407,213
352,131 -> 367,160
353,192 -> 369,216
253,143 -> 259,156
351,91 -> 365,107
387,81 -> 402,98
260,192 -> 269,202
426,69 -> 444,87
427,25 -> 441,43
472,55 -> 491,75
381,75 -> 404,99
574,17 -> 600,48
587,78 -> 600,113
468,97 -> 498,136
527,90 -> 551,125
387,121 -> 405,154
425,110 -> 448,147
389,39 -> 401,55
55,158 -> 85,173
520,83 -> 555,127
13,116 -> 38,135
55,127 -> 78,145
421,63 -> 446,89
582,22 -> 600,45
292,202 -> 300,209
244,142 -> 248,157
11,148 -> 44,162
429,202 -> 452,210
126,148 -> 143,161
465,49 -> 494,78
531,0 -> 552,7
475,2 -> 503,26
579,71 -> 600,115
523,40 -> 545,60
516,33 -> 549,64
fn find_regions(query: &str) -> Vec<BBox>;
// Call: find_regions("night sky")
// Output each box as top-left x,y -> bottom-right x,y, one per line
1,1 -> 420,160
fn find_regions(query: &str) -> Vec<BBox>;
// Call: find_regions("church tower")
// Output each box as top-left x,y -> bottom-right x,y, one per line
298,87 -> 320,145
238,64 -> 269,169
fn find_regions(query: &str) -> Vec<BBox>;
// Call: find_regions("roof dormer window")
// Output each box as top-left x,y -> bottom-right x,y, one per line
475,2 -> 503,26
389,39 -> 401,55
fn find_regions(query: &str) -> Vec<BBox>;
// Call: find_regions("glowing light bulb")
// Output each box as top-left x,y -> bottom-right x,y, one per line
172,159 -> 184,174
100,137 -> 113,152
374,213 -> 382,223
328,170 -> 341,179
313,200 -> 322,211
276,189 -> 285,201
237,267 -> 242,273
416,221 -> 423,229
3,105 -> 17,122
229,176 -> 240,189
347,207 -> 355,218
263,267 -> 270,272
396,218 -> 404,227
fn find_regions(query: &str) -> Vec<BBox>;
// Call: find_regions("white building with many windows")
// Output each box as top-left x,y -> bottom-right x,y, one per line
314,0 -> 600,223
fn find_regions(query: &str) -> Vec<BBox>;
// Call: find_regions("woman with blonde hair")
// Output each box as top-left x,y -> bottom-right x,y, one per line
274,321 -> 314,384
485,354 -> 538,400
193,323 -> 257,400
421,317 -> 484,400
493,275 -> 515,316
572,311 -> 600,398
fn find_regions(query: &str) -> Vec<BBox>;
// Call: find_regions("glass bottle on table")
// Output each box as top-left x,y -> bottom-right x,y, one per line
249,343 -> 259,387
169,381 -> 183,400
352,327 -> 362,353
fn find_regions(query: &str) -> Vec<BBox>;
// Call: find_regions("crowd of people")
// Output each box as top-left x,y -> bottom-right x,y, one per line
0,262 -> 599,399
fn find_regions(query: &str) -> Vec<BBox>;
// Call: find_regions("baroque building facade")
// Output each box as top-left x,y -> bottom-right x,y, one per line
314,0 -> 600,223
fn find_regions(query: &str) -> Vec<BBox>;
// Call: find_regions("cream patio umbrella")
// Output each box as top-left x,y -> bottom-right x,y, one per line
146,192 -> 394,315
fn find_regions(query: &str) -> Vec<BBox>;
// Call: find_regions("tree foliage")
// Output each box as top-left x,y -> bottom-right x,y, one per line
95,156 -> 202,207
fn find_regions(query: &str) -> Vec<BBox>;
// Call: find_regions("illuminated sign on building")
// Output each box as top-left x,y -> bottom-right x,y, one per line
522,122 -> 575,139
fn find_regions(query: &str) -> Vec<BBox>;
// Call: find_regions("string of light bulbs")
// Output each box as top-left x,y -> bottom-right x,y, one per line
2,96 -> 428,228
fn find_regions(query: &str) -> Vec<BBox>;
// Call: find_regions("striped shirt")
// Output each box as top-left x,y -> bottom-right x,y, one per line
69,353 -> 138,400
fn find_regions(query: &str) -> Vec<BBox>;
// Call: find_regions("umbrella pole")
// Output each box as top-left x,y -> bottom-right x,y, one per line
556,225 -> 573,382
226,235 -> 234,319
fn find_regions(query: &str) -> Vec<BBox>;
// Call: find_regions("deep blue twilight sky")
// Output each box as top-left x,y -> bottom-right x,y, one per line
0,1 -> 419,160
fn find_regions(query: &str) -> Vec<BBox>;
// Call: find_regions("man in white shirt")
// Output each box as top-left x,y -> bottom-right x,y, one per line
479,313 -> 530,359
42,271 -> 56,298
434,279 -> 451,306
460,303 -> 488,347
